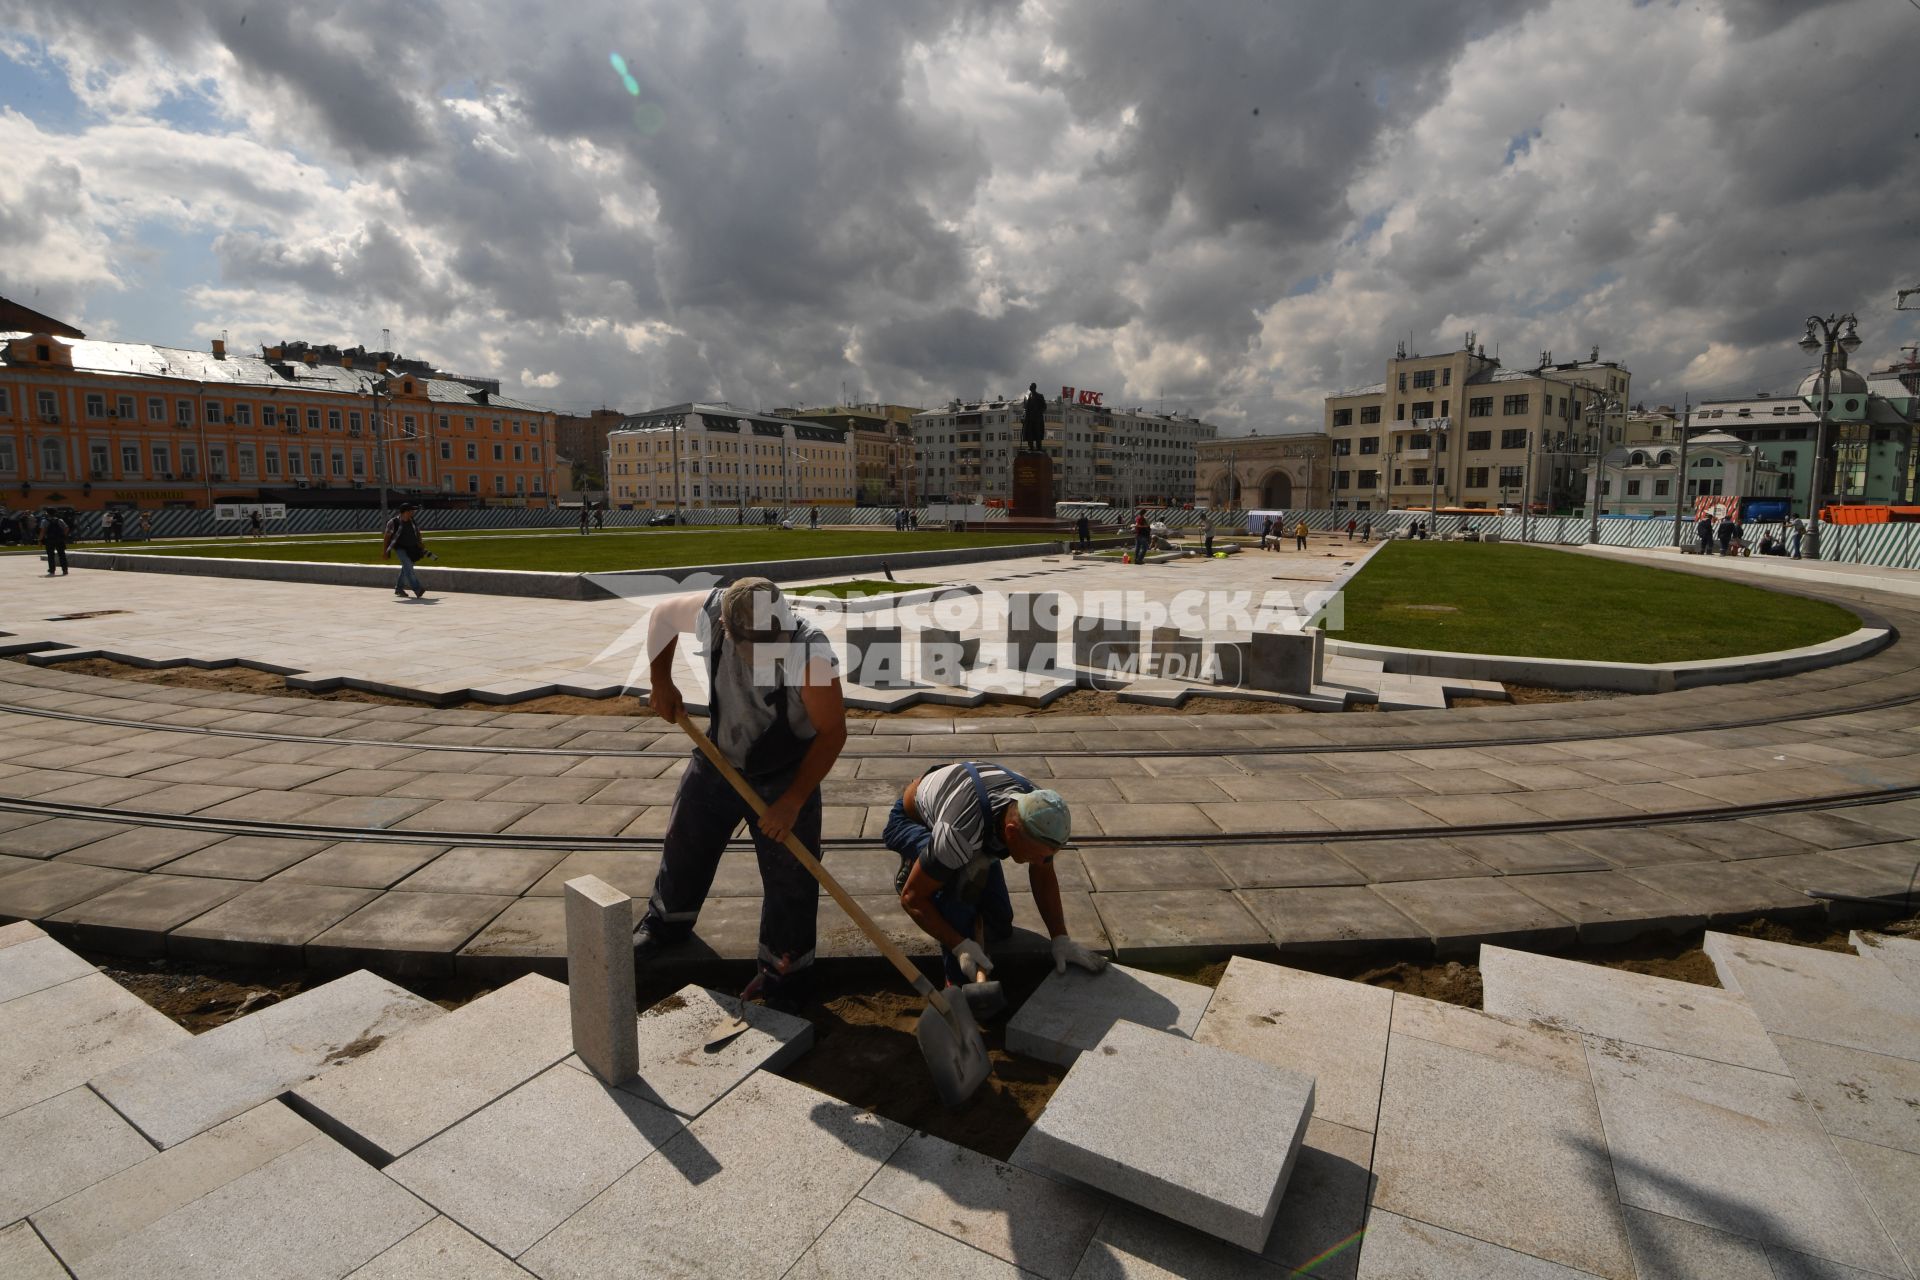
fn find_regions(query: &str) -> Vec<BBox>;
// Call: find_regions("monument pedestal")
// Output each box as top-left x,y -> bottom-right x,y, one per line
1011,451 -> 1054,519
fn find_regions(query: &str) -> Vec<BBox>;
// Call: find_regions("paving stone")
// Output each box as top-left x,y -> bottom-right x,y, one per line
1554,826 -> 1721,868
1318,837 -> 1490,883
30,1102 -> 317,1265
307,891 -> 515,974
0,817 -> 134,859
528,850 -> 663,898
860,1130 -> 1106,1280
1238,885 -> 1430,954
1080,846 -> 1230,891
1763,809 -> 1911,851
296,793 -> 436,830
54,826 -> 222,871
272,842 -> 449,888
0,1087 -> 156,1226
1372,1012 -> 1631,1277
1458,832 -> 1612,875
457,897 -> 567,971
74,1134 -> 435,1280
1390,990 -> 1592,1075
91,969 -> 445,1149
1853,930 -> 1920,992
0,1220 -> 68,1280
0,919 -> 46,948
1703,931 -> 1920,1063
1620,1207 -> 1772,1280
158,835 -> 332,880
1354,1210 -> 1602,1279
1624,861 -> 1821,922
1192,957 -> 1392,1133
346,1216 -> 534,1280
1091,889 -> 1269,963
1479,945 -> 1790,1074
1586,1036 -> 1907,1276
291,973 -> 574,1165
0,860 -> 135,920
1504,870 -> 1704,944
1369,877 -> 1576,957
519,1072 -> 909,1280
395,846 -> 567,895
1828,1137 -> 1920,1280
1007,963 -> 1213,1068
0,972 -> 186,1119
169,881 -> 380,964
570,983 -> 814,1118
386,1063 -> 681,1257
1014,1021 -> 1312,1252
0,933 -> 94,1003
47,874 -> 247,955
1771,1034 -> 1920,1155
1200,843 -> 1366,888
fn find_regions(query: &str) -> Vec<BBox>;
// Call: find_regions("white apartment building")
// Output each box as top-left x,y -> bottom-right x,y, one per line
608,403 -> 855,510
913,392 -> 1215,506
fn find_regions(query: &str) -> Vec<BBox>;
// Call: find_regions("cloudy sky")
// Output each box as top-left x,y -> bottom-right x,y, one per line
1,0 -> 1916,433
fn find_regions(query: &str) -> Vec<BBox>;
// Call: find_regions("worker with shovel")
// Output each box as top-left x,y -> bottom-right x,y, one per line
887,761 -> 1108,993
633,577 -> 847,1012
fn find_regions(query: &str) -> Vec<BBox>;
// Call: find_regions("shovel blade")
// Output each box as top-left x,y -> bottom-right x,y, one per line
916,995 -> 992,1108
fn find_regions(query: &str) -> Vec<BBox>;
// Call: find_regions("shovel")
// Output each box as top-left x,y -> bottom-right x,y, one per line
673,712 -> 993,1107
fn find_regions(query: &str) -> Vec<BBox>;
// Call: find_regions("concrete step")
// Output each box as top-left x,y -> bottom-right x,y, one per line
90,969 -> 445,1149
1704,930 -> 1920,1063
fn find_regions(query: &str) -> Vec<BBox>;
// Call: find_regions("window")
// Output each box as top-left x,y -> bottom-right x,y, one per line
331,450 -> 346,477
1395,404 -> 1406,421
286,450 -> 302,476
465,417 -> 475,430
1781,450 -> 1798,466
1498,464 -> 1523,487
0,439 -> 13,472
121,445 -> 140,474
208,446 -> 226,476
238,445 -> 256,476
1654,479 -> 1670,497
265,449 -> 280,477
0,388 -> 9,415
352,452 -> 365,478
177,399 -> 194,425
206,401 -> 223,424
1465,466 -> 1489,488
1397,373 -> 1407,392
515,474 -> 526,494
89,443 -> 109,475
466,443 -> 478,461
1626,479 -> 1642,497
1359,436 -> 1380,455
310,449 -> 324,476
307,409 -> 321,431
42,439 -> 65,472
152,445 -> 171,475
349,411 -> 362,433
1412,401 -> 1433,420
1501,428 -> 1529,450
1331,408 -> 1353,427
1502,394 -> 1529,415
38,390 -> 60,419
1442,368 -> 1452,386
328,410 -> 342,431
1410,468 -> 1428,485
405,452 -> 420,480
403,415 -> 416,437
1466,430 -> 1491,451
530,446 -> 541,461
1439,400 -> 1449,418
1557,397 -> 1568,419
114,393 -> 133,419
438,415 -> 449,431
1469,397 -> 1493,418
263,406 -> 277,428
179,445 -> 197,477
1412,369 -> 1435,389
234,403 -> 252,426
148,396 -> 165,421
1359,406 -> 1381,424
492,419 -> 502,433
513,444 -> 524,461
494,474 -> 506,494
493,443 -> 504,461
1332,438 -> 1351,456
1408,433 -> 1432,451
469,474 -> 480,493
440,442 -> 452,460
85,392 -> 106,418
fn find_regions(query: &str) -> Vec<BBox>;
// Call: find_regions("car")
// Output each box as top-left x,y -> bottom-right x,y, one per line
647,510 -> 678,526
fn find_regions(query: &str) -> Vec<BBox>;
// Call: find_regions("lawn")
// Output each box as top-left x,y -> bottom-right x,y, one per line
110,527 -> 1061,575
790,579 -> 942,598
1336,542 -> 1858,662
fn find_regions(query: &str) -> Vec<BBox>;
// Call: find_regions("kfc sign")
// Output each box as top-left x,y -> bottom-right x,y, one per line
1061,386 -> 1104,407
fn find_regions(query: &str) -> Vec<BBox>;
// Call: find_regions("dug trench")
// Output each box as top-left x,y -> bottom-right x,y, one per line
76,909 -> 1917,1163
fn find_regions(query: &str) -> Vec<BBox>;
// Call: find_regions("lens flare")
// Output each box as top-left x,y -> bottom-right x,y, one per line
608,51 -> 642,97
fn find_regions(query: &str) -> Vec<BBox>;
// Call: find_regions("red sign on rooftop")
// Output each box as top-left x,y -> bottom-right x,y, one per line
1061,386 -> 1103,407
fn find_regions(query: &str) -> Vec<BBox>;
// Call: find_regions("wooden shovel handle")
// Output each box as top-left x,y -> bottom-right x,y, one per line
673,712 -> 952,1017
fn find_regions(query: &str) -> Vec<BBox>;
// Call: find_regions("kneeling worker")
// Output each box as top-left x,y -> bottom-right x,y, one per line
886,761 -> 1108,988
634,578 -> 847,1010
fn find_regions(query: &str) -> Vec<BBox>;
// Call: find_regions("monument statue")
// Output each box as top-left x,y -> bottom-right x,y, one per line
1021,382 -> 1047,453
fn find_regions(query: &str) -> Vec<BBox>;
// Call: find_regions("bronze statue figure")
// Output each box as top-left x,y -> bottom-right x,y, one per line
1021,382 -> 1047,453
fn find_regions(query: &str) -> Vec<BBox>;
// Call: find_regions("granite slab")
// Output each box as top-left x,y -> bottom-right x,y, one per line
345,1216 -> 535,1280
1355,1210 -> 1603,1279
0,933 -> 94,1003
1703,931 -> 1920,1063
0,1221 -> 68,1280
563,984 -> 813,1118
0,1087 -> 156,1226
789,1198 -> 1029,1280
0,972 -> 186,1119
1771,1033 -> 1920,1155
1006,963 -> 1214,1068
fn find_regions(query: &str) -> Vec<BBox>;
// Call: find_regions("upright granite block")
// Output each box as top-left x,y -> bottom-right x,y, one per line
1247,628 -> 1322,694
1147,626 -> 1206,681
290,973 -> 575,1165
90,968 -> 445,1149
1006,591 -> 1062,677
1005,963 -> 1213,1067
564,875 -> 638,1084
916,627 -> 980,685
1012,1021 -> 1314,1251
845,624 -> 909,689
1074,615 -> 1141,681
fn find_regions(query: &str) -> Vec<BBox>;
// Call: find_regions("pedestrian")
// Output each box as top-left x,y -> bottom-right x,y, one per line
1259,515 -> 1274,550
579,506 -> 590,535
1294,518 -> 1308,550
633,578 -> 847,1012
809,506 -> 819,531
135,511 -> 150,541
1345,516 -> 1357,543
1716,516 -> 1734,557
1132,509 -> 1151,564
1695,514 -> 1714,555
1789,516 -> 1806,559
885,759 -> 1106,990
248,510 -> 264,538
1362,519 -> 1372,544
383,502 -> 429,599
1076,513 -> 1091,551
1203,514 -> 1215,557
595,504 -> 606,530
1729,517 -> 1747,556
40,509 -> 69,576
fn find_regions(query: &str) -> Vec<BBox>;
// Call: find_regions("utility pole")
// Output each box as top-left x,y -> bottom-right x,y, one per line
671,416 -> 682,519
371,379 -> 389,517
1671,399 -> 1691,547
1521,429 -> 1535,543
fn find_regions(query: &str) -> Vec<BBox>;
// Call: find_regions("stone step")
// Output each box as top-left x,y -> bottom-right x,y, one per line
90,969 -> 445,1149
1703,930 -> 1920,1063
0,971 -> 187,1121
1005,962 -> 1213,1068
1852,929 -> 1920,993
1191,955 -> 1392,1135
0,932 -> 96,1004
1011,1020 -> 1314,1253
1478,944 -> 1789,1075
290,972 -> 575,1165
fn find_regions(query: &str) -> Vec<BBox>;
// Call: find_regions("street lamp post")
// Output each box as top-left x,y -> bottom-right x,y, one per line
1797,312 -> 1863,560
1585,394 -> 1622,545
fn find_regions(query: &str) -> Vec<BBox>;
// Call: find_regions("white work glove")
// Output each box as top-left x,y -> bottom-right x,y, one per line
1052,935 -> 1108,975
953,939 -> 994,984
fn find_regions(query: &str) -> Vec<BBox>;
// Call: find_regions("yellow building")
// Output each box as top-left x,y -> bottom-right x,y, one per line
0,320 -> 558,512
608,403 -> 855,510
774,403 -> 920,506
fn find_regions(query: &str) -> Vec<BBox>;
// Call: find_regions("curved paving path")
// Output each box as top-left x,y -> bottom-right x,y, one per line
2,553 -> 1919,975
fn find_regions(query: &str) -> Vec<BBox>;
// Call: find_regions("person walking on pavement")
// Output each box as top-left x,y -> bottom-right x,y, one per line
886,760 -> 1106,990
1790,515 -> 1806,559
1294,518 -> 1309,550
1696,514 -> 1715,555
248,510 -> 264,538
1132,509 -> 1151,564
1076,513 -> 1091,552
634,578 -> 846,1010
595,504 -> 606,531
579,506 -> 591,535
809,506 -> 819,531
1259,515 -> 1273,550
1345,516 -> 1357,543
40,509 -> 69,576
382,502 -> 429,599
1716,515 -> 1735,556
1362,519 -> 1373,544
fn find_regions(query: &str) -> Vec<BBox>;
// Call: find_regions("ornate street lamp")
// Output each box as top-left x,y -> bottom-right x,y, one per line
1797,313 -> 1863,559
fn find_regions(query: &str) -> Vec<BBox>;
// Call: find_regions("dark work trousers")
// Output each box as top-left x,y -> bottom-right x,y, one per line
44,544 -> 68,574
643,750 -> 823,996
881,797 -> 1014,987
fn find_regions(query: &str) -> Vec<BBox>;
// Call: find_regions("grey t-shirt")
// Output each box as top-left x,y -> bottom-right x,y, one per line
913,762 -> 1032,885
